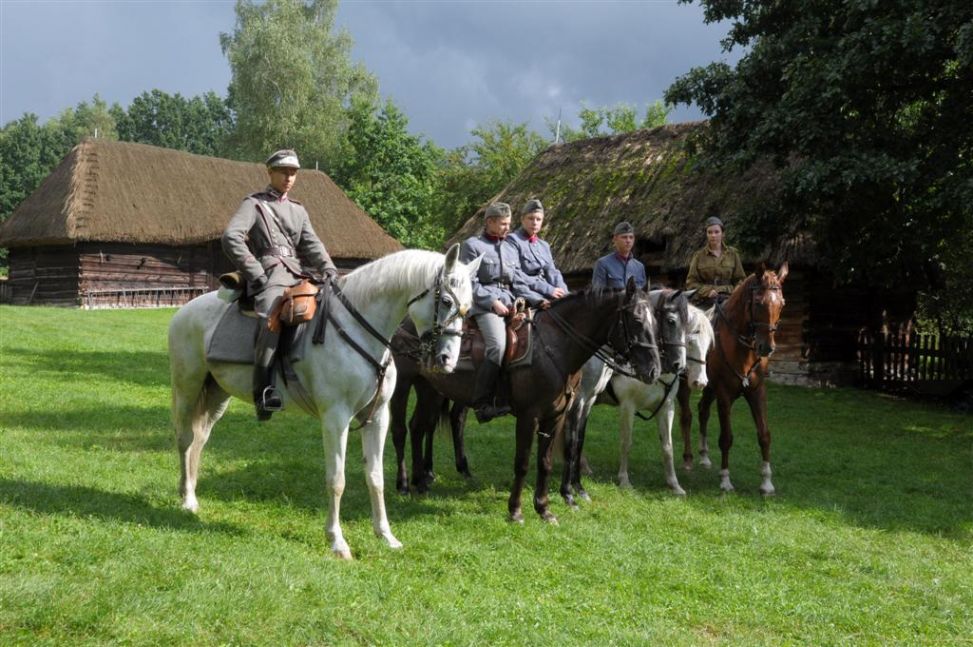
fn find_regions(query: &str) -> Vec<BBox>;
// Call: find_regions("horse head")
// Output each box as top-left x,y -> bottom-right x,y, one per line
406,244 -> 476,373
749,262 -> 788,358
649,288 -> 691,375
606,278 -> 661,384
685,304 -> 715,389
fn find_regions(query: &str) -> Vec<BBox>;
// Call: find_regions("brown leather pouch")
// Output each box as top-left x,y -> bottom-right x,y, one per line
277,280 -> 319,328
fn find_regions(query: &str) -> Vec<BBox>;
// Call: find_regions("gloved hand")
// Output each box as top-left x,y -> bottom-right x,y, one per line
322,268 -> 338,282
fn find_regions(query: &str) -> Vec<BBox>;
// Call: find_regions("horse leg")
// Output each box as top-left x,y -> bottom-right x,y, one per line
716,392 -> 736,492
359,405 -> 403,550
320,413 -> 352,559
507,415 -> 535,524
657,398 -> 685,495
572,408 -> 592,501
560,398 -> 582,508
617,403 -> 636,489
677,379 -> 695,471
533,415 -> 561,524
450,402 -> 472,478
389,379 -> 410,495
173,374 -> 229,513
409,381 -> 438,493
744,386 -> 775,495
697,385 -> 715,469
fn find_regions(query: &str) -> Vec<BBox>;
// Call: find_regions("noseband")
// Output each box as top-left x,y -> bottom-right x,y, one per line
406,272 -> 466,359
717,282 -> 781,352
655,302 -> 687,371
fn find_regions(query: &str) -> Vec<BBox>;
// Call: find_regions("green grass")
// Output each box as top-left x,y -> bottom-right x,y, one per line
1,305 -> 971,646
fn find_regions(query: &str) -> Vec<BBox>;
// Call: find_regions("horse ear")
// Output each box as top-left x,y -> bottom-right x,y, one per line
465,254 -> 484,278
625,276 -> 637,299
777,261 -> 789,283
444,243 -> 460,273
683,288 -> 698,301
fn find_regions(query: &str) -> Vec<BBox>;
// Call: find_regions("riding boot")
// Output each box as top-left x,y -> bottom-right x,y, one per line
253,318 -> 282,421
471,361 -> 511,423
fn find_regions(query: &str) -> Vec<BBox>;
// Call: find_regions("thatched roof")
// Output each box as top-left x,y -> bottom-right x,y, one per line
0,139 -> 403,259
449,123 -> 811,273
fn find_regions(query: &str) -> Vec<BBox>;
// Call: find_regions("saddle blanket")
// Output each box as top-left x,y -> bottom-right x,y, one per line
205,303 -> 310,365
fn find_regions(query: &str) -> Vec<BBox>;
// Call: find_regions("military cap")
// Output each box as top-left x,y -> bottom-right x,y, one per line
704,216 -> 724,229
521,198 -> 544,215
613,221 -> 635,236
484,202 -> 512,219
265,149 -> 301,169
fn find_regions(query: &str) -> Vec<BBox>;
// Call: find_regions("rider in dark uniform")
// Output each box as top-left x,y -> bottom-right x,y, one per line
222,149 -> 338,421
592,221 -> 647,290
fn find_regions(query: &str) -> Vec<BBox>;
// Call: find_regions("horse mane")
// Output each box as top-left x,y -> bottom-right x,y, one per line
339,249 -> 444,304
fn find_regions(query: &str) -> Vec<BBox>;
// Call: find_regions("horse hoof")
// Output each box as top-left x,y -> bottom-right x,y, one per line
618,479 -> 633,490
181,498 -> 199,514
541,512 -> 559,525
699,456 -> 713,469
671,486 -> 687,497
333,548 -> 353,561
760,486 -> 776,497
577,491 -> 592,503
508,510 -> 524,524
380,533 -> 403,549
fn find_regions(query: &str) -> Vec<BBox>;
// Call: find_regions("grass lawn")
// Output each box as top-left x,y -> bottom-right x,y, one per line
1,305 -> 971,646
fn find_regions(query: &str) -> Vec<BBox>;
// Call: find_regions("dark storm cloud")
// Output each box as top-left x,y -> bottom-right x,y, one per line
1,1 -> 739,150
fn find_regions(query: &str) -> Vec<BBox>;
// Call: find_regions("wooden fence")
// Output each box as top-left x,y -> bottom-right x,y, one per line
857,330 -> 973,395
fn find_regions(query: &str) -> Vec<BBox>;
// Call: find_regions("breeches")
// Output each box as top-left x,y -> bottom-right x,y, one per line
475,312 -> 506,365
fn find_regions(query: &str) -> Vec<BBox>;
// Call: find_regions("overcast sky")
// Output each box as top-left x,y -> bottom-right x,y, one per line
0,0 -> 740,150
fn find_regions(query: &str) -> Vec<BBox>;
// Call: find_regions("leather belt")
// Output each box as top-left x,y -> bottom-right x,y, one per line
491,280 -> 511,289
261,245 -> 295,258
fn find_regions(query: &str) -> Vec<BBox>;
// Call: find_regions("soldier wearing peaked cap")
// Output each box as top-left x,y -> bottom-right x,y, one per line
222,149 -> 338,421
459,202 -> 534,423
591,221 -> 648,290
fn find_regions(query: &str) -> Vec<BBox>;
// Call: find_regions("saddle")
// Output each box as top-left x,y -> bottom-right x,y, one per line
219,272 -> 319,333
460,300 -> 533,367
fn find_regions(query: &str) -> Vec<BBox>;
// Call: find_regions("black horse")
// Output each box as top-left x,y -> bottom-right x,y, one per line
390,280 -> 661,523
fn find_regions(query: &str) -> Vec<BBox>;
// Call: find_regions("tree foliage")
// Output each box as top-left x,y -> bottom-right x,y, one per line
220,0 -> 378,169
113,90 -> 233,157
552,101 -> 672,142
332,99 -> 445,248
665,0 -> 973,328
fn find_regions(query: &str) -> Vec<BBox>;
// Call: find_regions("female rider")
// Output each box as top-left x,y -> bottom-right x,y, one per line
685,215 -> 746,308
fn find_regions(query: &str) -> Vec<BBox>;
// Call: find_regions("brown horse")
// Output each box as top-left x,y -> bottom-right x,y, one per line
390,281 -> 661,523
680,263 -> 788,493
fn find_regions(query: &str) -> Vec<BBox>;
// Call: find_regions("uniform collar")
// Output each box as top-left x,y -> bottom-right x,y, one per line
704,243 -> 727,257
484,233 -> 505,242
517,227 -> 539,244
614,252 -> 632,262
266,186 -> 289,202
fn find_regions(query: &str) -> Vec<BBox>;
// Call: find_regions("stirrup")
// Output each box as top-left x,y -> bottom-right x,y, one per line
259,386 -> 283,412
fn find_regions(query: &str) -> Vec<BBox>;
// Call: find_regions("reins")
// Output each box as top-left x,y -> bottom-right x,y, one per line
713,278 -> 781,388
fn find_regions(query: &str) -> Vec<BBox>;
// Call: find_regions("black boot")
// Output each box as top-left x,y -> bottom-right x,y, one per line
253,319 -> 282,421
472,361 -> 511,423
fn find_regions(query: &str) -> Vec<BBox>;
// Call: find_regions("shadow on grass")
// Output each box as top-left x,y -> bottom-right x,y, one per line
2,347 -> 171,388
0,478 -> 244,535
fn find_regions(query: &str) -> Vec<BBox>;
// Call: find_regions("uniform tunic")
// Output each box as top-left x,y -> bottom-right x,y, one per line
505,227 -> 568,306
460,233 -> 529,364
685,244 -> 746,304
222,186 -> 337,315
592,252 -> 647,290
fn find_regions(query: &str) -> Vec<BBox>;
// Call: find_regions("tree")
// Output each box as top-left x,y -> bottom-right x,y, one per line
665,0 -> 973,329
552,101 -> 672,142
115,90 -> 233,157
434,120 -> 548,235
220,0 -> 378,168
333,99 -> 445,248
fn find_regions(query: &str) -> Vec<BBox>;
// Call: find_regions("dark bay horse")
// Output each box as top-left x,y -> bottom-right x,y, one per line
390,280 -> 661,523
679,264 -> 788,493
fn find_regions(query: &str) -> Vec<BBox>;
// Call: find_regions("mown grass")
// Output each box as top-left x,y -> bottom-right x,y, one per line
1,305 -> 971,646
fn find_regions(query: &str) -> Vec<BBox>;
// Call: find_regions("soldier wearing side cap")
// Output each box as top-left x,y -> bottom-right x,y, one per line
685,215 -> 746,308
459,202 -> 532,423
591,221 -> 648,290
222,149 -> 338,421
505,198 -> 568,309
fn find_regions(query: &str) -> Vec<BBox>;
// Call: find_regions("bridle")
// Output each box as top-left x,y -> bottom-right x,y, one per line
655,299 -> 688,373
713,277 -> 783,387
405,271 -> 468,361
542,291 -> 657,379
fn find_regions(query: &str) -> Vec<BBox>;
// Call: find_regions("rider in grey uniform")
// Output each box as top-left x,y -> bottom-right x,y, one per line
459,202 -> 528,423
222,149 -> 338,421
592,221 -> 648,290
505,198 -> 568,308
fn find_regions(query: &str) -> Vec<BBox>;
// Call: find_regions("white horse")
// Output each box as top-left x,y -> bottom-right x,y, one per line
570,300 -> 714,495
168,246 -> 478,559
609,304 -> 714,494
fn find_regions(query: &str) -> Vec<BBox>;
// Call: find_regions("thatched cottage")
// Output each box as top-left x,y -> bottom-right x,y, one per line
0,139 -> 402,308
450,124 -> 916,386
